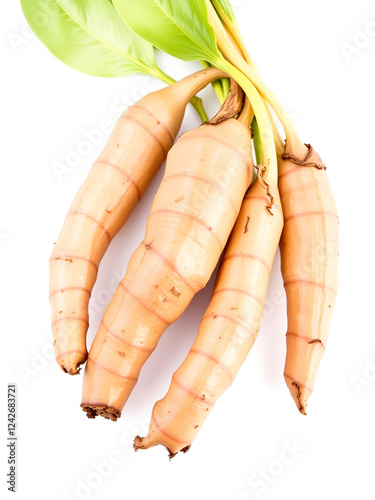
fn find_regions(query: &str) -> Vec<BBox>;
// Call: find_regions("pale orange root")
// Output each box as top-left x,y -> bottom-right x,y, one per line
49,67 -> 228,375
134,179 -> 283,455
278,143 -> 339,413
81,118 -> 253,418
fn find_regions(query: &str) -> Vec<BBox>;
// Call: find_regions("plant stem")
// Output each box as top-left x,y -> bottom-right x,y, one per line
216,8 -> 287,157
191,97 -> 209,122
219,16 -> 286,155
251,118 -> 263,165
217,57 -> 277,186
206,1 -> 306,158
154,67 -> 208,122
221,77 -> 231,100
197,10 -> 276,181
266,106 -> 285,156
216,8 -> 257,70
201,60 -> 226,104
238,97 -> 254,127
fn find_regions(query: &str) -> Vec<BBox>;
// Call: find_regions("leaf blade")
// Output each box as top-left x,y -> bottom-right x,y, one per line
112,0 -> 221,63
20,0 -> 160,78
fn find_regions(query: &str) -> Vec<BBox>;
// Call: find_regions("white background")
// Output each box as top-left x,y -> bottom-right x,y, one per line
2,1 -> 375,499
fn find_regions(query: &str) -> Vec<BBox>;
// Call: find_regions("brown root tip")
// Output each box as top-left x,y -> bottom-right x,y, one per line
167,444 -> 192,460
60,363 -> 82,376
80,404 -> 121,421
133,435 -> 143,451
133,435 -> 192,460
292,382 -> 308,416
167,448 -> 177,460
58,351 -> 87,375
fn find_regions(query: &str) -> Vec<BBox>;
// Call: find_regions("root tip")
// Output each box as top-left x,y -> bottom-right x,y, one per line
60,364 -> 81,376
167,444 -> 191,460
80,404 -> 120,421
58,351 -> 87,375
291,381 -> 308,415
133,436 -> 192,459
133,435 -> 144,451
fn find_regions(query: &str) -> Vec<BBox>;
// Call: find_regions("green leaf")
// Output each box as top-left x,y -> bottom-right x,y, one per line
20,0 -> 161,78
112,0 -> 221,63
210,0 -> 236,24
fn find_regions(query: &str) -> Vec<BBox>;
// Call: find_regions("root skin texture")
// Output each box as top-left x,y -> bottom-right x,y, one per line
134,175 -> 283,456
49,68 -> 226,375
278,143 -> 339,414
81,117 -> 253,420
